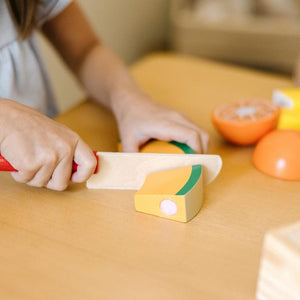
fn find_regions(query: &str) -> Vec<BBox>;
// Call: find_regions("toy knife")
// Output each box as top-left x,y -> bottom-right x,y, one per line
0,152 -> 222,190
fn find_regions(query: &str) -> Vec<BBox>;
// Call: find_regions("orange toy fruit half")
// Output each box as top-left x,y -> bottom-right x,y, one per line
211,99 -> 280,145
252,129 -> 300,181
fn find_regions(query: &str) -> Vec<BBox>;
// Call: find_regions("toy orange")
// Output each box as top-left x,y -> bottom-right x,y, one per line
211,99 -> 280,145
252,129 -> 300,181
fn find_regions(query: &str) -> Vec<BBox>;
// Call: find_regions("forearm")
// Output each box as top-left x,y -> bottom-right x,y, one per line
42,1 -> 147,117
77,43 -> 149,116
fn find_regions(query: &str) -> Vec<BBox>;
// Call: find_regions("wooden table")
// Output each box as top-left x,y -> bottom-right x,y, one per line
1,53 -> 299,300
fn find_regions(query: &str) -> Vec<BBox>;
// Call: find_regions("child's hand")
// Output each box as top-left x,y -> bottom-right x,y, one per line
0,99 -> 97,190
113,92 -> 209,154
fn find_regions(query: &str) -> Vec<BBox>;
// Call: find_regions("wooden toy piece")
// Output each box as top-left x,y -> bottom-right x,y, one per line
134,140 -> 208,222
252,129 -> 300,181
139,140 -> 194,155
256,222 -> 300,300
135,164 -> 203,222
211,99 -> 280,146
272,88 -> 300,131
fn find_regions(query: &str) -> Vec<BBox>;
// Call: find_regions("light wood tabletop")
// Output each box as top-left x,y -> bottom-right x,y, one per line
0,53 -> 299,300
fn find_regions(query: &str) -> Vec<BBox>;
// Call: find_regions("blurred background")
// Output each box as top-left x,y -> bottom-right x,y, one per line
39,0 -> 300,113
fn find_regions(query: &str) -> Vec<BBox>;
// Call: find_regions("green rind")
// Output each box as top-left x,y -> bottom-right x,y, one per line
170,141 -> 195,154
176,165 -> 202,195
169,141 -> 202,195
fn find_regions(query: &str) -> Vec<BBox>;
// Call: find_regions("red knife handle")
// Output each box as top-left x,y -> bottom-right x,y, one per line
0,151 -> 98,173
0,154 -> 17,171
72,151 -> 99,173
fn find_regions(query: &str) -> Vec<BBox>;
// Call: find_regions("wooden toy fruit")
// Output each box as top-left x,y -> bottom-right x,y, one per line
272,88 -> 300,131
135,140 -> 222,222
252,129 -> 300,181
211,99 -> 280,146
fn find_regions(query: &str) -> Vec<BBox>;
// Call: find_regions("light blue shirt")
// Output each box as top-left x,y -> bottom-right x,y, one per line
0,0 -> 72,117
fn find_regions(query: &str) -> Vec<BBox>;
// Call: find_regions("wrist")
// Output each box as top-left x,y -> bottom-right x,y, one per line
110,87 -> 152,121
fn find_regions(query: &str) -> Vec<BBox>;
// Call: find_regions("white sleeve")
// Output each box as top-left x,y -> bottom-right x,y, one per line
37,0 -> 73,26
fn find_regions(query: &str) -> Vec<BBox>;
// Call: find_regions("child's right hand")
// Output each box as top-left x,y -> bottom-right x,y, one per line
0,99 -> 97,190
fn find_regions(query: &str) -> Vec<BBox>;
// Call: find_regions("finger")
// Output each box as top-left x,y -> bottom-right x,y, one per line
46,155 -> 73,191
171,115 -> 210,153
11,169 -> 37,184
119,134 -> 140,152
9,154 -> 42,184
197,129 -> 209,154
143,122 -> 205,154
71,140 -> 97,183
26,153 -> 59,188
2,148 -> 38,184
26,164 -> 57,188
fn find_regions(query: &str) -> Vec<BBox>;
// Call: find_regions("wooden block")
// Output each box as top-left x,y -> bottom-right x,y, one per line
135,164 -> 203,222
134,140 -> 206,222
256,222 -> 300,300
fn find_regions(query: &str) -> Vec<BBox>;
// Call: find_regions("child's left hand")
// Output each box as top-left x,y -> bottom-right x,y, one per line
112,91 -> 209,154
